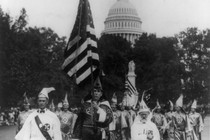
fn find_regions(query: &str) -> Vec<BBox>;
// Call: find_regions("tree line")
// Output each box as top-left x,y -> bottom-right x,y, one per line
0,8 -> 209,107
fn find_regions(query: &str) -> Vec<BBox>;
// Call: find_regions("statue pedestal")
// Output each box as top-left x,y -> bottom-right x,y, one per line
122,60 -> 138,107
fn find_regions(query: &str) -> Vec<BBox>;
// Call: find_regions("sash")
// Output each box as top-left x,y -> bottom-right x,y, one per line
35,115 -> 52,140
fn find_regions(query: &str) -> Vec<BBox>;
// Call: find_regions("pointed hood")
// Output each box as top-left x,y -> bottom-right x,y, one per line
94,76 -> 102,91
39,87 -> 55,99
156,99 -> 161,109
57,102 -> 63,108
63,93 -> 69,106
23,92 -> 30,105
49,99 -> 55,110
111,92 -> 117,107
176,94 -> 183,107
138,91 -> 150,113
191,99 -> 197,109
169,100 -> 174,109
181,78 -> 185,89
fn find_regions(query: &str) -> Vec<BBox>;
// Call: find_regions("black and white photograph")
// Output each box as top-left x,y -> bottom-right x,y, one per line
0,0 -> 210,140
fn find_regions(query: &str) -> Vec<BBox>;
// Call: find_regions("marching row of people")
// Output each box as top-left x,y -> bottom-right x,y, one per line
109,94 -> 204,140
15,85 -> 205,140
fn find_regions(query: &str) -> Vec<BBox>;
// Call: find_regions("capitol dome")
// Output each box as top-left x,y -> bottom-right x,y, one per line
102,0 -> 142,44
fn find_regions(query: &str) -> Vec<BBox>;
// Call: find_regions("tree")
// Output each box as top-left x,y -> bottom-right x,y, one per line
0,8 -> 69,106
176,28 -> 210,104
133,33 -> 183,104
98,34 -> 132,100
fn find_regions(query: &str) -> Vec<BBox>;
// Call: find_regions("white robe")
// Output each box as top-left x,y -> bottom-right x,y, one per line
15,109 -> 62,140
131,116 -> 160,140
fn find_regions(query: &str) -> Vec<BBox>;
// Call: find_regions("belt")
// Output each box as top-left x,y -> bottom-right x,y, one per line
83,125 -> 106,139
83,125 -> 95,128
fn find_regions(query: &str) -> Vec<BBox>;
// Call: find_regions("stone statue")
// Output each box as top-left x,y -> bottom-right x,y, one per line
128,60 -> 135,73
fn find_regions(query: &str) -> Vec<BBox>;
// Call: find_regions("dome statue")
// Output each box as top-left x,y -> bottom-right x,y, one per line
128,60 -> 135,73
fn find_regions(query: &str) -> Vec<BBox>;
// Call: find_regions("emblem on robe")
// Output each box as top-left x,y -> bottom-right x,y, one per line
43,123 -> 50,131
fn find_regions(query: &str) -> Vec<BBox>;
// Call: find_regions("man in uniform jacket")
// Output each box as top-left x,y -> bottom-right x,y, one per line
74,82 -> 113,140
15,87 -> 62,140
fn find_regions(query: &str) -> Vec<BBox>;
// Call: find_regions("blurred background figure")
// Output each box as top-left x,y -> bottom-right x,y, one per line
189,100 -> 204,140
49,99 -> 56,112
16,92 -> 32,133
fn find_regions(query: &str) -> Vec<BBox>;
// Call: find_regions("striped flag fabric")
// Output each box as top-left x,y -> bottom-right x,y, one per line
62,0 -> 99,85
125,77 -> 137,96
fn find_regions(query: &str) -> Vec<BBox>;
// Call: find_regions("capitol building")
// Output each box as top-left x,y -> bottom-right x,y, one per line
102,0 -> 143,44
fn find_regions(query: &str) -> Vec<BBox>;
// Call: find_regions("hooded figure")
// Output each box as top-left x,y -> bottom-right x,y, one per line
169,100 -> 174,111
58,93 -> 77,140
63,93 -> 69,108
111,93 -> 117,107
16,92 -> 32,133
151,99 -> 167,140
189,100 -> 204,140
191,100 -> 197,109
55,102 -> 63,117
175,94 -> 183,108
165,100 -> 175,140
131,94 -> 160,140
108,93 -> 122,140
49,99 -> 55,112
23,92 -> 30,106
15,87 -> 62,140
172,94 -> 187,140
73,77 -> 113,140
156,99 -> 161,110
38,87 -> 55,99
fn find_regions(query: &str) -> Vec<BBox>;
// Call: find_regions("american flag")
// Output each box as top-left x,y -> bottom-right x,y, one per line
125,77 -> 137,96
62,0 -> 99,85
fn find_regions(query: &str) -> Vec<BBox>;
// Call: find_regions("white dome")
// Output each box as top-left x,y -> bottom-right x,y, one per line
108,0 -> 139,17
102,0 -> 142,44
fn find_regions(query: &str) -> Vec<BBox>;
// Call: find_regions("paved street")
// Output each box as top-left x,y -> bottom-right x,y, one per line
202,114 -> 210,140
0,115 -> 210,140
0,125 -> 16,140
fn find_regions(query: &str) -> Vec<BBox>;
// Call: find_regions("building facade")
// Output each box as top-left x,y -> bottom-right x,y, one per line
102,0 -> 143,44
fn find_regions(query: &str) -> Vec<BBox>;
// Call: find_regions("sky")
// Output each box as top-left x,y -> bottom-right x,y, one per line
1,0 -> 210,39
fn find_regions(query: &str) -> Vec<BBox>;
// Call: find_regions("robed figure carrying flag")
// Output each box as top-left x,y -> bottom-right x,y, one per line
62,0 -> 113,140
